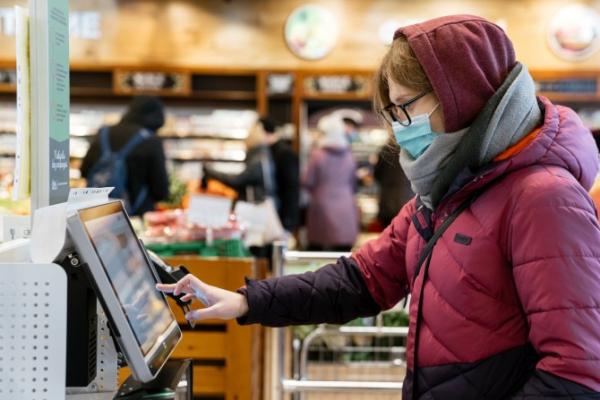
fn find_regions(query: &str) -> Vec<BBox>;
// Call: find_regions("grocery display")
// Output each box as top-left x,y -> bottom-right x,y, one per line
0,68 -> 599,232
142,208 -> 244,244
1,3 -> 600,400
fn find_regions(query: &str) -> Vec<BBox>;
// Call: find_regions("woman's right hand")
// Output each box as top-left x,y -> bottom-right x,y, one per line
156,274 -> 249,322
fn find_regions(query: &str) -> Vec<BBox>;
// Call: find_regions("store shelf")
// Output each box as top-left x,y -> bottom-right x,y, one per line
302,92 -> 372,101
59,70 -> 260,185
2,66 -> 598,192
69,87 -> 116,97
159,132 -> 247,140
536,93 -> 600,103
188,91 -> 256,101
0,84 -> 15,93
170,157 -> 245,163
267,93 -> 294,100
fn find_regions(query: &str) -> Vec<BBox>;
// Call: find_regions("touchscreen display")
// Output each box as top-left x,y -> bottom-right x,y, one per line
83,210 -> 174,355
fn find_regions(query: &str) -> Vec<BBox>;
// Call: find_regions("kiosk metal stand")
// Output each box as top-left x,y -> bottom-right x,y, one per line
60,252 -> 121,396
60,250 -> 193,399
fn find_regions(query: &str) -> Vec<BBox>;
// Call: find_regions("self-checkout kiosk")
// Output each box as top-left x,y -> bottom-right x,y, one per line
65,199 -> 194,399
2,192 -> 194,400
66,200 -> 183,383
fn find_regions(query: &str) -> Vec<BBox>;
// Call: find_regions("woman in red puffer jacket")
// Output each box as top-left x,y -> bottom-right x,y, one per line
159,15 -> 600,399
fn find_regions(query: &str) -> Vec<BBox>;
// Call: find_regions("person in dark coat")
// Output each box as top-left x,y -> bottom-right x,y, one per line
204,119 -> 279,264
262,118 -> 300,232
158,15 -> 600,399
80,95 -> 169,216
203,119 -> 277,205
373,142 -> 414,229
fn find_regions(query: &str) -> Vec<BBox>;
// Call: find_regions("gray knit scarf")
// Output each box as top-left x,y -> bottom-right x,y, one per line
400,62 -> 542,210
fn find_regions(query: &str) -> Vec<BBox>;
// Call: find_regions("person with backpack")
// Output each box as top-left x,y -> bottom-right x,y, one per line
158,15 -> 600,399
80,95 -> 169,216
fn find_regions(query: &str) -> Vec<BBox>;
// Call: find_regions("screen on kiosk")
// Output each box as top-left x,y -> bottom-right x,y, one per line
83,211 -> 173,355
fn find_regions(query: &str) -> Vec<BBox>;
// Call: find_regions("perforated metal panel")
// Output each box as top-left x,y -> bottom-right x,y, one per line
65,303 -> 120,397
0,263 -> 67,400
94,306 -> 119,392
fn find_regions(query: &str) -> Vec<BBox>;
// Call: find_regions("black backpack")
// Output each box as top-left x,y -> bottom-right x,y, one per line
86,126 -> 150,214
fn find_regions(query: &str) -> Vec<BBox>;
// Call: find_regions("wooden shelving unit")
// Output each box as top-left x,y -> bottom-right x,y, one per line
0,65 -> 598,159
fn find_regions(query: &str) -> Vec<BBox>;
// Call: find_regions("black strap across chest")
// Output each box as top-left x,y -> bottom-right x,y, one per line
412,194 -> 474,284
411,193 -> 476,399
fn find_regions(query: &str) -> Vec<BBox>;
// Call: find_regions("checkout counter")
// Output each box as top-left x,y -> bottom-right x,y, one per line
0,193 -> 263,400
1,199 -> 195,399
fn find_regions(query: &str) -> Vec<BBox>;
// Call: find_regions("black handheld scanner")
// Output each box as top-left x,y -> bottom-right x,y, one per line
145,248 -> 196,329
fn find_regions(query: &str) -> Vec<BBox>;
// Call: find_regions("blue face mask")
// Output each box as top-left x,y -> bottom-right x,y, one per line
393,103 -> 441,158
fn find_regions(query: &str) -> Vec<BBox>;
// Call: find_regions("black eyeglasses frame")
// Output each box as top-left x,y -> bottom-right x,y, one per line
380,89 -> 433,127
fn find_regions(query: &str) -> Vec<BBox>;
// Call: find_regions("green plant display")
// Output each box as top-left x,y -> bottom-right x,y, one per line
293,311 -> 409,362
159,173 -> 187,209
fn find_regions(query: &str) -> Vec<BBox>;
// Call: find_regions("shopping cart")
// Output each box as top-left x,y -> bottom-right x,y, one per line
271,243 -> 407,400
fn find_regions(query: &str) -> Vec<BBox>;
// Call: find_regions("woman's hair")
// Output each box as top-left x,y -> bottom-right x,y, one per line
373,34 -> 432,118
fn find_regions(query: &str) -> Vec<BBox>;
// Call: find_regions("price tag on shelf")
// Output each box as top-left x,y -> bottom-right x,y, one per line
188,194 -> 232,228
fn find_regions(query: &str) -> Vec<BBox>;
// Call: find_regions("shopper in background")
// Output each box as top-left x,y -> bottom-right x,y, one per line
373,142 -> 414,229
203,119 -> 278,205
158,15 -> 600,399
342,117 -> 361,143
301,113 -> 359,252
262,118 -> 301,233
204,119 -> 279,263
80,95 -> 169,216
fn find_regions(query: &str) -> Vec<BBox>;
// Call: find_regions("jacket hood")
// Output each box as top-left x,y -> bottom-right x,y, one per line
120,95 -> 165,131
464,96 -> 598,200
395,15 -> 516,133
518,97 -> 598,191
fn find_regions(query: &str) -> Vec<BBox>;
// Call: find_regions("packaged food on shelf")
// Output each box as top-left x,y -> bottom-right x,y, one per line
142,209 -> 245,245
142,208 -> 184,243
0,103 -> 16,133
0,134 -> 16,155
142,208 -> 249,258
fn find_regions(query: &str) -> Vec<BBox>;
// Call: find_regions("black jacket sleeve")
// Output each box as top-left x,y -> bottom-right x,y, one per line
148,137 -> 169,202
80,135 -> 101,179
510,370 -> 600,399
277,150 -> 300,231
236,256 -> 380,327
205,159 -> 262,192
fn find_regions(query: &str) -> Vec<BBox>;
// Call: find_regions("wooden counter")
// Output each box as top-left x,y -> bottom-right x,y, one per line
119,256 -> 266,400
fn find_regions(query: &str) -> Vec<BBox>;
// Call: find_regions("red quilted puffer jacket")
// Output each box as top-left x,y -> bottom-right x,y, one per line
353,95 -> 600,398
239,96 -> 600,399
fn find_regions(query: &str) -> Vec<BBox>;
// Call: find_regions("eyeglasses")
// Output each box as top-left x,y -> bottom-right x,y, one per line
380,89 -> 433,127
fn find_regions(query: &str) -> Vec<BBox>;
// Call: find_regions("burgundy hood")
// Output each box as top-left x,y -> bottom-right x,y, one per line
395,15 -> 516,133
